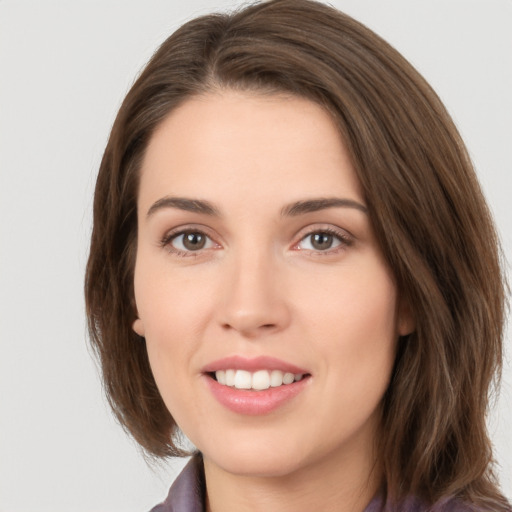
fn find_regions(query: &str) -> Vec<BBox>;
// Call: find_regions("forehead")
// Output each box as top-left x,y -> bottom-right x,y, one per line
138,91 -> 363,209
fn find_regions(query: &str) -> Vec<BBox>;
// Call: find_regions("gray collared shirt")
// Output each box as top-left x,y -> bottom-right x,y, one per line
149,454 -> 479,512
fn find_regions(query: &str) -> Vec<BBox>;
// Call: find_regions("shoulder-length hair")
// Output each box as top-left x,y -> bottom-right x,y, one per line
85,0 -> 509,508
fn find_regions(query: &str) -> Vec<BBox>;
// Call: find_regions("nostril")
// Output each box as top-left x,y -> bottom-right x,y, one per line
220,322 -> 277,332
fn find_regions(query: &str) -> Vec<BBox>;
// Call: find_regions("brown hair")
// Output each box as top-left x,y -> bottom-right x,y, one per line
85,0 -> 509,508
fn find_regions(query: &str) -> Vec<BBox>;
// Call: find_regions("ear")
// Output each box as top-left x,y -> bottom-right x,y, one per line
132,318 -> 146,337
397,300 -> 415,337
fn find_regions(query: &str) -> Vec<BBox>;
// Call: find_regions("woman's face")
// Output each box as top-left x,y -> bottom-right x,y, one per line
133,91 -> 412,479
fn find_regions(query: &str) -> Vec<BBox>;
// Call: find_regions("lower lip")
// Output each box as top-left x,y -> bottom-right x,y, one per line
204,375 -> 310,415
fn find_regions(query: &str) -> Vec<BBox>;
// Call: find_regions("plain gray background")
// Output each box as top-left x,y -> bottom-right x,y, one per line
0,1 -> 510,510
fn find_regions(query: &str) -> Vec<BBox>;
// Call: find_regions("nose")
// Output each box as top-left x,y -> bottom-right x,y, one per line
217,249 -> 291,338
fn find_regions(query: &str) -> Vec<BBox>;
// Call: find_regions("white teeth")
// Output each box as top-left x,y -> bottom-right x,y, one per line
270,370 -> 284,387
252,370 -> 270,390
216,370 -> 226,385
225,369 -> 236,387
214,369 -> 305,390
283,372 -> 295,385
234,370 -> 252,389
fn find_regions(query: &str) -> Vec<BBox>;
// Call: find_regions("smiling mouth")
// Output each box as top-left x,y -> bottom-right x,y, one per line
209,369 -> 309,391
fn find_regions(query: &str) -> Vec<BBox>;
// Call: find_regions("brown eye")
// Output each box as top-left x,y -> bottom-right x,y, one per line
182,232 -> 206,250
169,231 -> 214,252
296,230 -> 348,252
310,233 -> 334,250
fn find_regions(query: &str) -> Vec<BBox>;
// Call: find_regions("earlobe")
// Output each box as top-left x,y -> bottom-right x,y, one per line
132,318 -> 146,337
397,302 -> 415,337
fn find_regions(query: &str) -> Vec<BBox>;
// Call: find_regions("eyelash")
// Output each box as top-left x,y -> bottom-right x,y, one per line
160,226 -> 353,257
294,227 -> 353,255
160,227 -> 218,258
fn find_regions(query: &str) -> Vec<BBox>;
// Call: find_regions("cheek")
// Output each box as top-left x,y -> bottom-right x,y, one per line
132,259 -> 207,394
134,253 -> 214,338
301,260 -> 398,341
132,254 -> 229,420
139,294 -> 206,430
302,264 -> 398,391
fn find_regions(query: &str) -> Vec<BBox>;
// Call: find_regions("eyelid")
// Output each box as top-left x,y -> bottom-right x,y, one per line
159,223 -> 354,257
291,225 -> 354,253
160,224 -> 222,256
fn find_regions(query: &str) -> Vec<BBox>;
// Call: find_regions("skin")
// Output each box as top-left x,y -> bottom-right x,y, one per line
132,91 -> 414,512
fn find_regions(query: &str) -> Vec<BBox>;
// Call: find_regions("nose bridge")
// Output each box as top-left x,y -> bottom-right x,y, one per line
219,240 -> 289,336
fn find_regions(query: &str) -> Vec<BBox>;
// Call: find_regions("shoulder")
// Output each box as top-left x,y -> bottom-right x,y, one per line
149,454 -> 205,512
428,496 -> 482,512
365,494 -> 486,512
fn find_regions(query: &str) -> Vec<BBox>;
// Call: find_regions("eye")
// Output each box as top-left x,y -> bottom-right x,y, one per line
295,229 -> 351,253
163,230 -> 216,254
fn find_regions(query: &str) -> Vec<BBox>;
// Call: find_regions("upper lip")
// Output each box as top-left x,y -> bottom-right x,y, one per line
202,355 -> 309,375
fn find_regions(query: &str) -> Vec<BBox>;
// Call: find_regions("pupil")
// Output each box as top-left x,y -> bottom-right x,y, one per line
183,232 -> 206,250
312,233 -> 333,250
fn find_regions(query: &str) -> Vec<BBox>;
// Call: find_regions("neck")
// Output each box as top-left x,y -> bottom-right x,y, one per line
203,436 -> 381,512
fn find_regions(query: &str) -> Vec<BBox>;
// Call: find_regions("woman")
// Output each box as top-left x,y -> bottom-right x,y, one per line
85,0 -> 510,510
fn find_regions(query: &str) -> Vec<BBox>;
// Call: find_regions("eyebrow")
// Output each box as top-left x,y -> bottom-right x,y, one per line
146,195 -> 367,218
281,197 -> 367,216
147,197 -> 220,218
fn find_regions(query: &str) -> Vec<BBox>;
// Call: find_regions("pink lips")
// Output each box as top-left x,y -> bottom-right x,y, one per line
202,356 -> 311,415
202,355 -> 308,374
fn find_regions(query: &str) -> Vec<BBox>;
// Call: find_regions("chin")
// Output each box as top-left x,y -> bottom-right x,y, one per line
199,431 -> 319,479
212,452 -> 308,479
